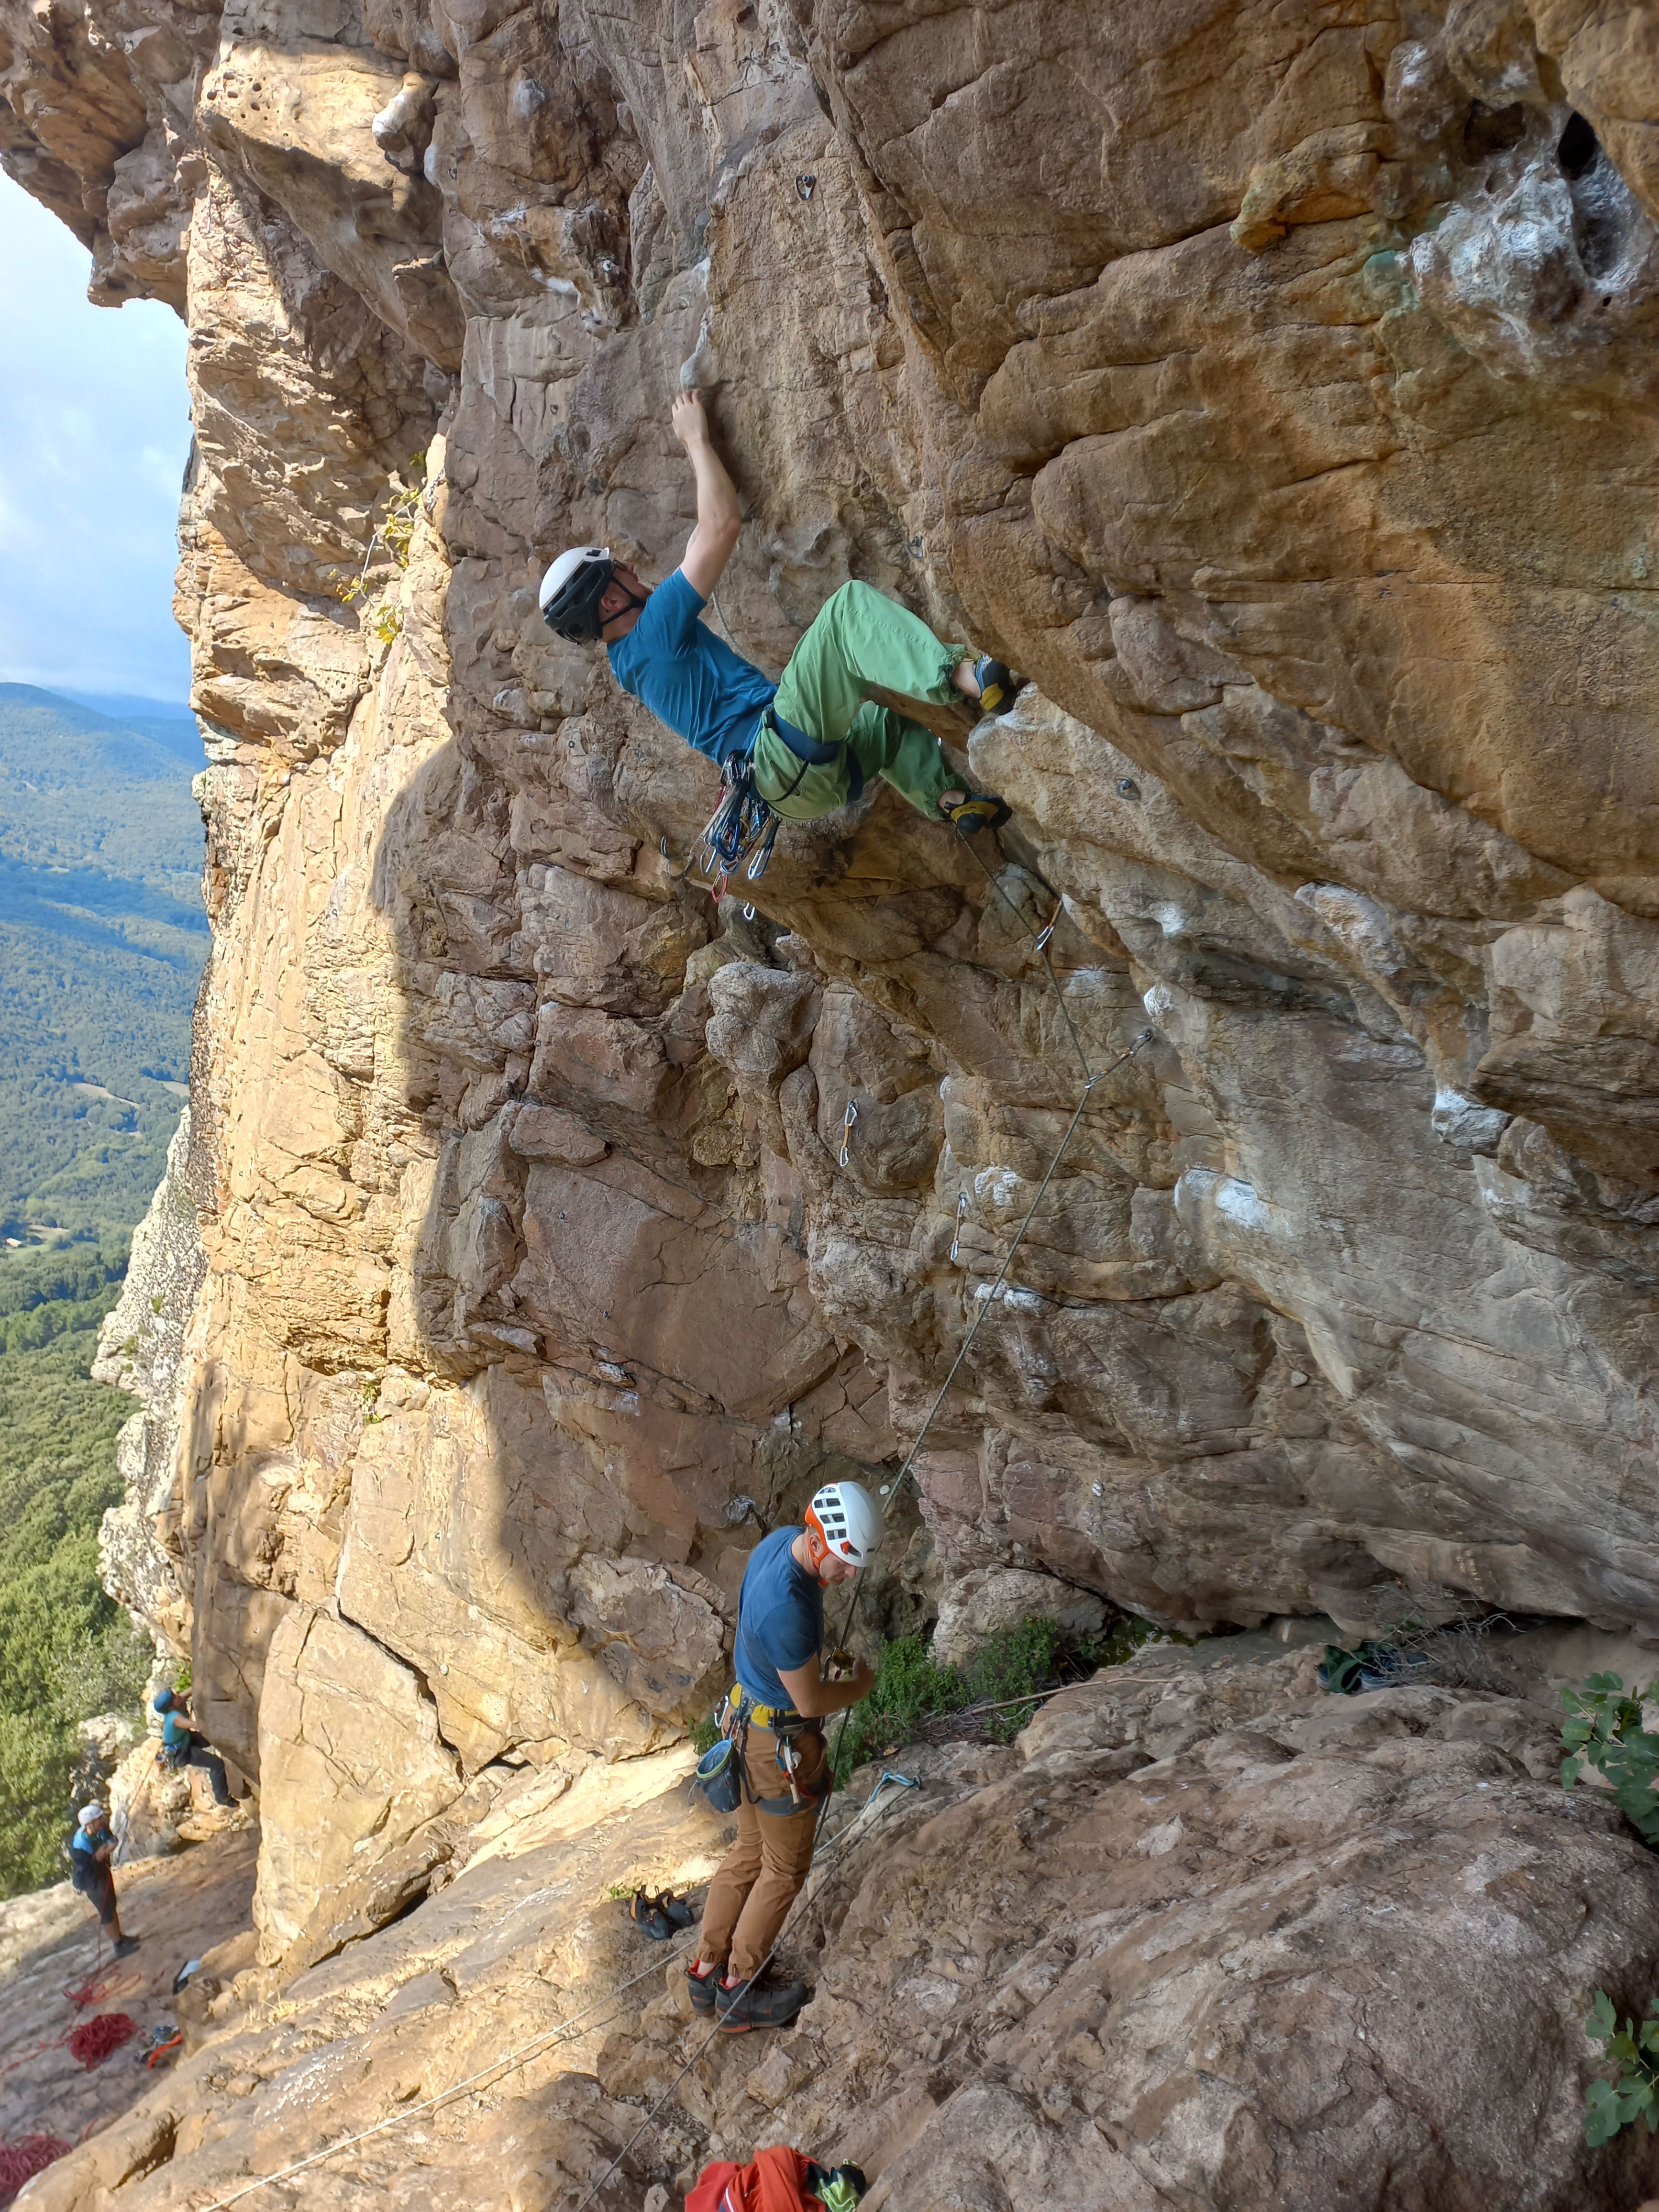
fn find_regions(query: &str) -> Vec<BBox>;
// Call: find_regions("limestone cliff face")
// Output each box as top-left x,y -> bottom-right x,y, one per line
5,0 -> 1659,1960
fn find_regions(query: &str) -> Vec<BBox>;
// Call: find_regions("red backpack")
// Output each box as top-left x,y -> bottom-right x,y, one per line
685,2145 -> 818,2212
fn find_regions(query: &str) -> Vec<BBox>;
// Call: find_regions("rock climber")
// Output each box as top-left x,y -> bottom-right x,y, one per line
537,391 -> 1022,836
68,1803 -> 139,1957
687,1479 -> 883,2032
153,1686 -> 235,1808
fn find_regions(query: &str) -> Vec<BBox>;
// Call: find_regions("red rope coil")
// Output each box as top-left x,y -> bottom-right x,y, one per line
65,2012 -> 137,2068
0,2135 -> 71,2205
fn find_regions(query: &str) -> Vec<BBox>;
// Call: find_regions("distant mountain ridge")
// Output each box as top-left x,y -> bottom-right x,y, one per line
0,686 -> 206,1235
50,687 -> 206,769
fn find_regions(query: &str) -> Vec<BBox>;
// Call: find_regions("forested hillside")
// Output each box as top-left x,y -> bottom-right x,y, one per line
0,686 -> 206,1236
0,688 -> 205,1893
0,1242 -> 148,1894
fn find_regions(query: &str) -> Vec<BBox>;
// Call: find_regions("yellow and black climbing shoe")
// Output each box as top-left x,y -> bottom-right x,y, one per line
940,791 -> 1012,836
973,655 -> 1026,715
716,1969 -> 807,2033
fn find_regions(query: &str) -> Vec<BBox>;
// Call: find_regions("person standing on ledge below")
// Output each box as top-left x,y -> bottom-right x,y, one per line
153,1685 -> 235,1809
68,1803 -> 139,1957
688,1480 -> 883,2033
537,391 -> 1023,834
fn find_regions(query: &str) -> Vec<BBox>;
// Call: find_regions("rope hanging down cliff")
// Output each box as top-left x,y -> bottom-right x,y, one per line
207,852 -> 1152,2212
196,1785 -> 911,2211
567,1018 -> 1153,2212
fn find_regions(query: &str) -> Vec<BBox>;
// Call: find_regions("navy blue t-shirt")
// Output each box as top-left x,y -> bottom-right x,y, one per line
70,1827 -> 111,1891
735,1526 -> 823,1709
607,569 -> 775,767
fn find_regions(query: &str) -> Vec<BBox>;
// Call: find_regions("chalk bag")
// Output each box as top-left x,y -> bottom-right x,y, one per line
694,1736 -> 743,1815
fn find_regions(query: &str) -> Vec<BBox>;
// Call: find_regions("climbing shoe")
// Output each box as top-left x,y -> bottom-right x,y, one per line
716,1970 -> 807,2034
687,1960 -> 720,2015
940,790 -> 1011,835
629,1890 -> 675,1940
973,655 -> 1026,715
112,1936 -> 141,1959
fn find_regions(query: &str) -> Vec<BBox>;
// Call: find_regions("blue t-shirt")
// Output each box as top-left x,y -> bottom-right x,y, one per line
161,1708 -> 189,1749
607,569 -> 775,767
70,1827 -> 111,1888
734,1526 -> 823,1710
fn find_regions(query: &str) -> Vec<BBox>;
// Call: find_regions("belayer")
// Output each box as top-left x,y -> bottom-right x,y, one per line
68,1803 -> 139,1956
687,1480 -> 882,2033
538,391 -> 1021,844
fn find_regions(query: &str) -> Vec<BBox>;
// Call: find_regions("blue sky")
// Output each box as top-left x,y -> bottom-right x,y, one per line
0,173 -> 192,705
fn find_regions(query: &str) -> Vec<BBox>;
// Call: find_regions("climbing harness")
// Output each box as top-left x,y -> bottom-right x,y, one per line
694,1689 -> 832,1817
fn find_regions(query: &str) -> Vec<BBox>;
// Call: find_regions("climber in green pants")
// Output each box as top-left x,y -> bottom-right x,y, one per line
537,390 -> 1022,832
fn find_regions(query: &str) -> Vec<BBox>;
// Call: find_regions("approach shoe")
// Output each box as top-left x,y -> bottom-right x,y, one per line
973,655 -> 1026,715
112,1936 -> 141,1959
687,1960 -> 720,2016
940,790 -> 1012,835
716,1970 -> 807,2034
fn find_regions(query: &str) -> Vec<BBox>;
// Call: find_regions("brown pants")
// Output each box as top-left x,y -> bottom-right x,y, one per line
699,1722 -> 828,1981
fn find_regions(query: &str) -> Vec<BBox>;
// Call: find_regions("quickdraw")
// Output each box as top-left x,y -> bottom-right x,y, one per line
838,1099 -> 858,1168
683,755 -> 779,897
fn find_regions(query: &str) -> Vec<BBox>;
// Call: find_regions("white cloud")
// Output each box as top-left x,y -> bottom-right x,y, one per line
0,173 -> 192,703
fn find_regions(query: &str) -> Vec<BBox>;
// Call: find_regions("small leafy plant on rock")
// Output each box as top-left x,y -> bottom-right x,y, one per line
1583,1989 -> 1659,2144
1560,1671 -> 1659,1841
330,455 -> 426,646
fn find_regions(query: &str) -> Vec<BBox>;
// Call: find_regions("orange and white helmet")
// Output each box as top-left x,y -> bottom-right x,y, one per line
805,1479 -> 882,1568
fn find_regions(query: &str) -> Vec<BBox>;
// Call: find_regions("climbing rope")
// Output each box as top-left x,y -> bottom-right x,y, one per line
65,2013 -> 137,2069
197,1790 -> 901,2211
198,1940 -> 697,2209
215,817 -> 1150,2212
951,820 -> 1095,1084
568,971 -> 1154,2212
0,2134 -> 70,2205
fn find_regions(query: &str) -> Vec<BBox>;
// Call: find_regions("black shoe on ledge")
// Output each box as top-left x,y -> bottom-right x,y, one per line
687,1960 -> 720,2016
716,1970 -> 807,2034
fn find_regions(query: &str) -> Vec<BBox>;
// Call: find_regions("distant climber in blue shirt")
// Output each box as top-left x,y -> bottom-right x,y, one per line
154,1687 -> 235,1807
538,392 -> 1023,834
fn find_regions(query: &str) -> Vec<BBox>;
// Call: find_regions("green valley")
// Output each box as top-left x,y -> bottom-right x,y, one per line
0,685 -> 207,1239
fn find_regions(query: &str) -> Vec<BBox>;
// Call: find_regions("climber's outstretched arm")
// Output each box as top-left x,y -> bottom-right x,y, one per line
672,389 -> 741,600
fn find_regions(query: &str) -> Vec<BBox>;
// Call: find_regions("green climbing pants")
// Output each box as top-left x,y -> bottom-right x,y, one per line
750,581 -> 968,822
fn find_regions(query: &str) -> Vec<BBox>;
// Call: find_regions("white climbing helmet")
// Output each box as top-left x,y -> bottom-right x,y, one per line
805,1479 -> 882,1568
78,1803 -> 106,1827
538,544 -> 615,642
